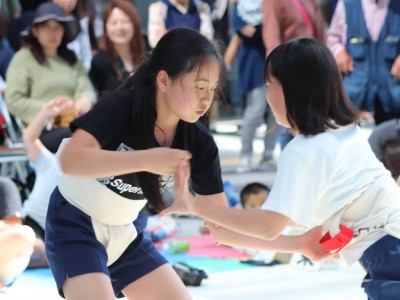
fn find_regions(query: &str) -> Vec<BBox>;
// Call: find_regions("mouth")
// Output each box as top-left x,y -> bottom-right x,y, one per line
196,111 -> 206,116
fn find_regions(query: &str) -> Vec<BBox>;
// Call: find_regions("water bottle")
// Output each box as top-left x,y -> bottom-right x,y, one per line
168,240 -> 190,254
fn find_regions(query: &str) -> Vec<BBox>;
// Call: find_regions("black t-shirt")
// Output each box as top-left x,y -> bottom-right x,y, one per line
70,89 -> 224,201
89,49 -> 131,96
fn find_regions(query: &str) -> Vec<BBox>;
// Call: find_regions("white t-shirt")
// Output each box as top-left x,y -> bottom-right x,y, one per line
22,148 -> 61,229
262,124 -> 400,265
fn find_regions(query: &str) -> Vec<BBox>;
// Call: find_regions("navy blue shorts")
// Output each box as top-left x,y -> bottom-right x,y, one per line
45,188 -> 168,298
359,235 -> 400,300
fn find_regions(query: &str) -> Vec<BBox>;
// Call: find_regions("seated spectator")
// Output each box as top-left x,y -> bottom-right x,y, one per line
368,118 -> 400,162
53,0 -> 103,72
0,177 -> 35,292
5,2 -> 95,153
381,136 -> 400,185
148,0 -> 214,48
21,97 -> 72,268
236,182 -> 286,265
240,182 -> 270,210
368,118 -> 400,185
89,0 -> 145,95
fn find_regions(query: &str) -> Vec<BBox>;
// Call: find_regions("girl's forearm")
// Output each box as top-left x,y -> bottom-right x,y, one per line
193,201 -> 289,241
212,227 -> 300,253
60,146 -> 149,178
22,110 -> 48,145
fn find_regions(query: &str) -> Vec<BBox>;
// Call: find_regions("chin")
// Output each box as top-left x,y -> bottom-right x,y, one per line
181,116 -> 200,124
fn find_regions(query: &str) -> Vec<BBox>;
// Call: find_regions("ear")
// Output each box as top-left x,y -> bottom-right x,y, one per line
156,70 -> 169,92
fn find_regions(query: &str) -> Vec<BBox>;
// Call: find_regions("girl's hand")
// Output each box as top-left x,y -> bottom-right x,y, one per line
44,96 -> 74,119
74,96 -> 92,117
160,161 -> 195,217
297,226 -> 335,262
143,148 -> 192,176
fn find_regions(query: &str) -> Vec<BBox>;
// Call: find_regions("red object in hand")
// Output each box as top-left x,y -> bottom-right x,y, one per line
319,224 -> 354,253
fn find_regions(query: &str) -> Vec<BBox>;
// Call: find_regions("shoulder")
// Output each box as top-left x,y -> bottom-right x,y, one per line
185,121 -> 217,150
191,121 -> 214,139
11,48 -> 33,63
91,49 -> 112,69
94,88 -> 132,112
290,125 -> 363,161
7,49 -> 35,73
71,89 -> 133,135
93,49 -> 110,63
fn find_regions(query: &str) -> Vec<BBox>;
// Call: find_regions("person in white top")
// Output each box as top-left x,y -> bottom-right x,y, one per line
21,97 -> 72,268
163,38 -> 400,299
147,0 -> 214,48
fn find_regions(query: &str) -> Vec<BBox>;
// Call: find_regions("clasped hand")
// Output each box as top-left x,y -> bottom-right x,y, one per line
160,162 -> 196,217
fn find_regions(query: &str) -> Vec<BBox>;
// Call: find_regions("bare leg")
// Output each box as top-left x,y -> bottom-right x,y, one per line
122,264 -> 191,300
0,225 -> 35,286
62,272 -> 116,300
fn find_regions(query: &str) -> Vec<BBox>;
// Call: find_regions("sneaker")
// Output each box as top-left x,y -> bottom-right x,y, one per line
258,157 -> 277,172
236,156 -> 252,173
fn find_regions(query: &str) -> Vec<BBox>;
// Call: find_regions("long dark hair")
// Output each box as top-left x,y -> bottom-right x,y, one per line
120,28 -> 223,212
103,0 -> 145,81
28,20 -> 77,66
264,38 -> 359,136
72,0 -> 98,51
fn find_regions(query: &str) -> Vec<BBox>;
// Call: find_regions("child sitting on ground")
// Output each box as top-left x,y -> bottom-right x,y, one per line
240,182 -> 270,210
238,182 -> 283,265
381,136 -> 400,186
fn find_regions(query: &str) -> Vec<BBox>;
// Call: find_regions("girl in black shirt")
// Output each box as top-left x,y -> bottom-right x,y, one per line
45,28 -> 227,299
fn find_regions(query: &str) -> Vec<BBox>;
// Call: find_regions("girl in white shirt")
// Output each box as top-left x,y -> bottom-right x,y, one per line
163,38 -> 400,300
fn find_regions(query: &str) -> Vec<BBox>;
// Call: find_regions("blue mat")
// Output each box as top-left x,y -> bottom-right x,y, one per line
11,268 -> 57,290
162,252 -> 253,273
8,252 -> 252,297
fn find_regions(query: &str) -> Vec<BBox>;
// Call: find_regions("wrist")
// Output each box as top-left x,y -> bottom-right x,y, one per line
293,235 -> 304,254
191,199 -> 203,216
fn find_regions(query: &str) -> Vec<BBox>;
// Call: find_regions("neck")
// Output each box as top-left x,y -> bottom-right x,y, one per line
155,93 -> 179,146
154,123 -> 177,147
114,43 -> 133,71
114,43 -> 132,61
173,0 -> 189,9
43,47 -> 57,56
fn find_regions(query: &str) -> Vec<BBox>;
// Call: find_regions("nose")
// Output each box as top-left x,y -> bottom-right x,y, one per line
200,97 -> 213,110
